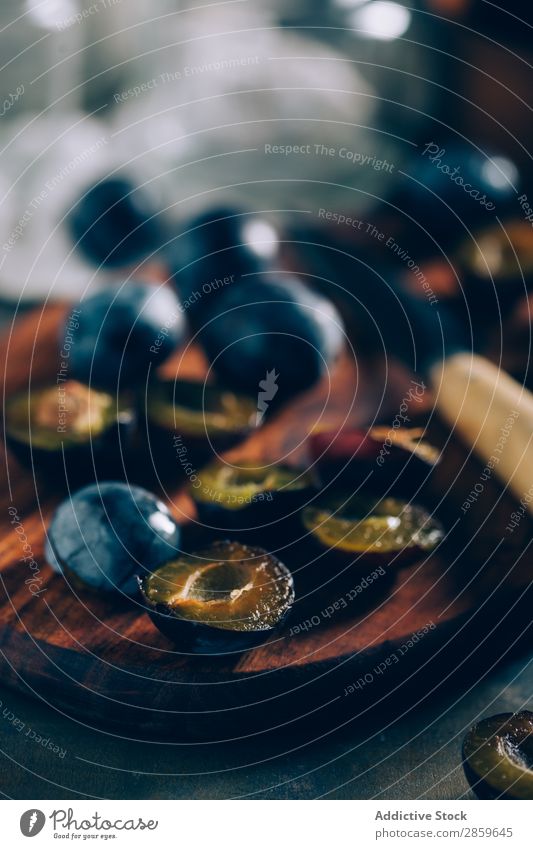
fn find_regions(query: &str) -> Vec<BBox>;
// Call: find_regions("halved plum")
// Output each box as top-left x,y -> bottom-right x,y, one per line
139,540 -> 294,652
459,221 -> 533,289
301,493 -> 444,569
463,712 -> 533,800
144,378 -> 257,472
198,278 -> 344,406
45,481 -> 181,597
191,460 -> 314,539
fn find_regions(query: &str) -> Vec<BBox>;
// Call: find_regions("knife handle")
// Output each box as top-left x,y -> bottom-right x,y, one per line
430,353 -> 533,515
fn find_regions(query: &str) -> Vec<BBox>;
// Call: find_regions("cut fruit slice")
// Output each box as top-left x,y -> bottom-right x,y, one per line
140,541 -> 295,649
463,712 -> 533,800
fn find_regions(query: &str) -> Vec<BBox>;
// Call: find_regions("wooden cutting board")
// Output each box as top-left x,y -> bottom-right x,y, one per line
1,304 -> 531,741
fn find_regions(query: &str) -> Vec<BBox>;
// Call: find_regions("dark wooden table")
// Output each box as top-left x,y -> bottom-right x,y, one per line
1,649 -> 532,799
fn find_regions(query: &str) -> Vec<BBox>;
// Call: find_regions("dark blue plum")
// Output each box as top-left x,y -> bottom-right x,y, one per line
392,143 -> 519,244
45,482 -> 181,596
198,278 -> 344,403
66,281 -> 185,391
69,177 -> 165,268
167,207 -> 279,314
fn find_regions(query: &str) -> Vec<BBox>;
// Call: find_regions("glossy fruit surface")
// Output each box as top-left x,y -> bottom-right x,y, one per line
198,278 -> 344,403
69,177 -> 164,268
168,207 -> 279,309
67,282 -> 185,391
302,493 -> 443,566
45,482 -> 181,596
139,540 -> 294,652
463,712 -> 533,800
394,144 -> 517,237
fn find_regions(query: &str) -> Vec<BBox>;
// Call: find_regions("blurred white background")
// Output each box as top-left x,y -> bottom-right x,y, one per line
0,0 -> 427,300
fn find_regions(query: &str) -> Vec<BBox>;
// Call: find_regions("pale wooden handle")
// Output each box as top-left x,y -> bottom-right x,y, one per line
430,353 -> 533,515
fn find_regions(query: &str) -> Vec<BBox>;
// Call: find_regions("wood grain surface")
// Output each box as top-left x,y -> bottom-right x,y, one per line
1,304 -> 531,741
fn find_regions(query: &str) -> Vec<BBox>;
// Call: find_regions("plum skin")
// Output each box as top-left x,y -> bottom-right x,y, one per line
69,177 -> 164,268
190,461 -> 316,542
394,144 -> 517,231
45,482 -> 181,596
65,281 -> 185,391
198,278 -> 344,404
309,427 -> 439,497
167,206 -> 275,314
141,595 -> 292,654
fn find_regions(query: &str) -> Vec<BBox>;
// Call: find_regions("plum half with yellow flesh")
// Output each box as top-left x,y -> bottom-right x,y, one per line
46,482 -> 181,597
457,220 -> 533,326
198,278 -> 344,406
66,281 -> 185,393
167,206 -> 279,319
302,493 -> 444,569
459,221 -> 533,291
145,378 -> 257,470
191,460 -> 314,537
463,712 -> 533,800
139,541 -> 294,652
5,380 -> 133,481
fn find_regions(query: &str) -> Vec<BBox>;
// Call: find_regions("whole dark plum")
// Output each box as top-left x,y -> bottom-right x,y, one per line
45,482 -> 181,596
310,426 -> 440,497
198,278 -> 344,403
168,207 -> 279,312
69,177 -> 165,268
66,281 -> 185,391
